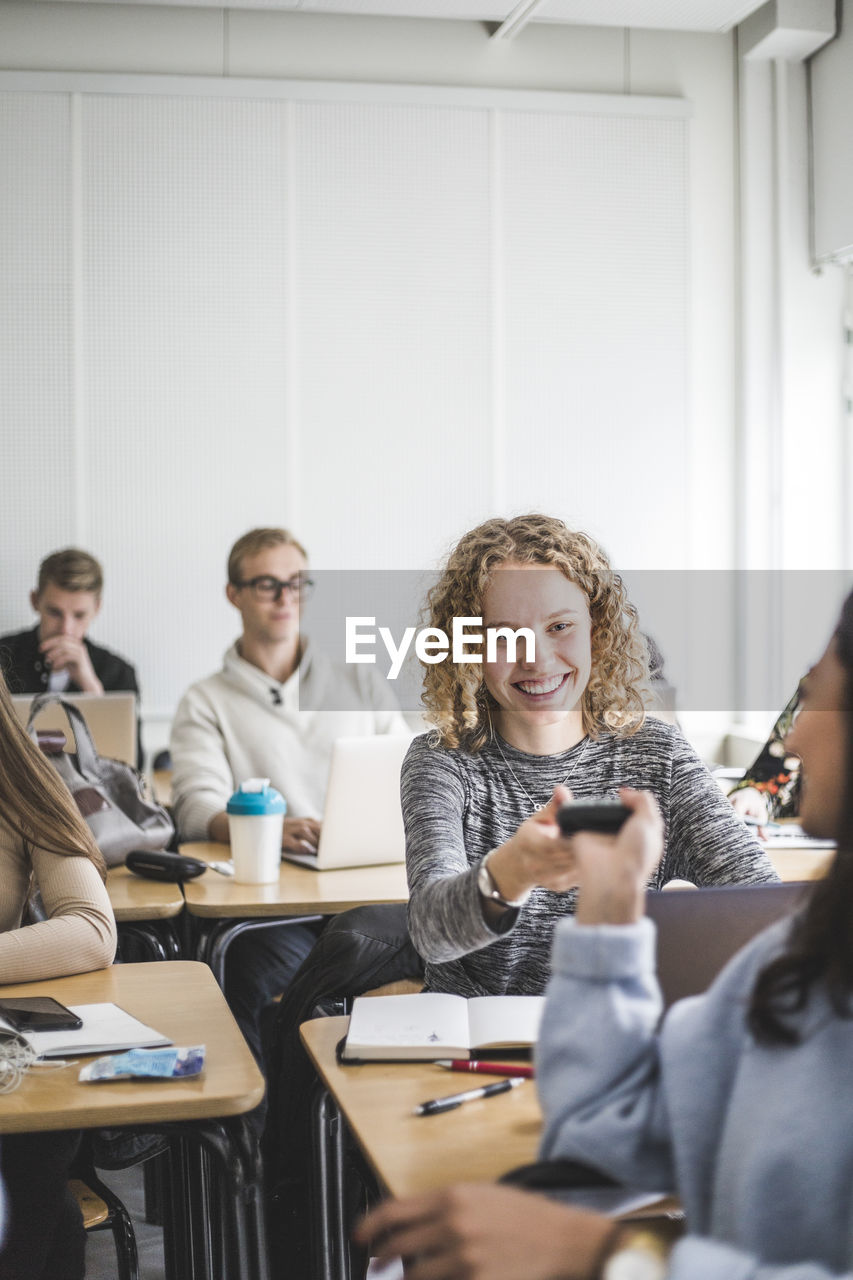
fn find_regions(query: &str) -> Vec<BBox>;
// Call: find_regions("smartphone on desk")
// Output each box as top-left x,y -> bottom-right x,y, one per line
0,996 -> 83,1032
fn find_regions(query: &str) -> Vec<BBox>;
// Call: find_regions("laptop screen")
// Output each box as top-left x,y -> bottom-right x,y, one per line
11,692 -> 137,767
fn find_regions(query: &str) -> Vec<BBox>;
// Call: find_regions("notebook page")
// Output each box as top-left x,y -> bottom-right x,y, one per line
467,995 -> 545,1051
4,1003 -> 172,1059
345,993 -> 471,1056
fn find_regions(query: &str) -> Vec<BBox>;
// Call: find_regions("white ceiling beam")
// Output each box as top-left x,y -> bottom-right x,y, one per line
739,0 -> 835,60
490,0 -> 546,41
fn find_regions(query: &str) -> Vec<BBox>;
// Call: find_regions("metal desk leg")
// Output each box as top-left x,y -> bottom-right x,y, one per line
195,916 -> 323,991
152,1115 -> 267,1280
310,1077 -> 350,1280
161,1135 -> 194,1280
185,1117 -> 269,1280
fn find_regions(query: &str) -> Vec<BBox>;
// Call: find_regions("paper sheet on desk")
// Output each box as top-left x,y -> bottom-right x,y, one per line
0,1003 -> 172,1059
366,1260 -> 404,1280
547,1187 -> 672,1216
760,825 -> 835,850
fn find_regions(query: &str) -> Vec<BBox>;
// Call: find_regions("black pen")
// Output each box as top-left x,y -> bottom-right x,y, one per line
413,1076 -> 526,1116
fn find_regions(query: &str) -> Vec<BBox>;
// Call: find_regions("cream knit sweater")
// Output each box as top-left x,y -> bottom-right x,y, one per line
0,818 -> 116,983
170,639 -> 411,842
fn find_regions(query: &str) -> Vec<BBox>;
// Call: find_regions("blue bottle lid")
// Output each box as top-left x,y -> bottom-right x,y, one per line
226,778 -> 287,816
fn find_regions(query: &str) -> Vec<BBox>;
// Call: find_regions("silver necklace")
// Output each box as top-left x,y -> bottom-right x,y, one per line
493,733 -> 590,814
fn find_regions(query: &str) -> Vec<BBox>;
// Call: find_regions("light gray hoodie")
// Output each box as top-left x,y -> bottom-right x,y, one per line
536,913 -> 853,1280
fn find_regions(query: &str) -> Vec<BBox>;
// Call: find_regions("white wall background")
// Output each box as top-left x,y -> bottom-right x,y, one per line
811,0 -> 853,264
1,76 -> 689,719
0,5 -> 845,759
734,40 -> 847,741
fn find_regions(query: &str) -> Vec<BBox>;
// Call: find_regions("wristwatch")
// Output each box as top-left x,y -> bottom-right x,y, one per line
601,1230 -> 669,1280
476,850 -> 531,909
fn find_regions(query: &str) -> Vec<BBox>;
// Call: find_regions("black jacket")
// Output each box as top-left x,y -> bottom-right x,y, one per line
0,625 -> 142,766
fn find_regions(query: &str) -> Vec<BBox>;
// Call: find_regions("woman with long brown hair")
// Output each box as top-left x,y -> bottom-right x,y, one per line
0,670 -> 116,1279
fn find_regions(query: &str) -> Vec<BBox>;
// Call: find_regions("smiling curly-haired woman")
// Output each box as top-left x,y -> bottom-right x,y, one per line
422,514 -> 650,750
403,513 -> 777,998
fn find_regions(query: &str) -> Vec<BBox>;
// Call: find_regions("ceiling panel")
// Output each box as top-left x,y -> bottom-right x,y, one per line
44,0 -> 304,6
536,0 -> 763,31
306,0 -> 509,16
43,0 -> 768,32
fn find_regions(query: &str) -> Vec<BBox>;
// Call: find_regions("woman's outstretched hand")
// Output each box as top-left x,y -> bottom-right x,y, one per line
355,1183 -> 619,1280
573,788 -> 664,925
484,785 -> 580,902
480,787 -> 662,920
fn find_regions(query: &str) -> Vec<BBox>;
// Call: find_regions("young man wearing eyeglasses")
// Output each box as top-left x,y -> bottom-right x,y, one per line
169,527 -> 410,1083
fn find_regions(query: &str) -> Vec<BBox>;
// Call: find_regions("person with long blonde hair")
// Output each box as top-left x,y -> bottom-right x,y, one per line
0,670 -> 116,1279
403,514 -> 776,998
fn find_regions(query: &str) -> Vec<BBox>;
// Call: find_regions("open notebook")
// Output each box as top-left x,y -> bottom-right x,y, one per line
341,992 -> 544,1062
0,1003 -> 171,1060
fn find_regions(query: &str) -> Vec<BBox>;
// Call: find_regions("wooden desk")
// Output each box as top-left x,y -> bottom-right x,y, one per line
106,864 -> 184,961
0,962 -> 261,1130
765,843 -> 834,882
301,1016 -> 541,1199
301,1018 -> 682,1280
181,842 -> 409,986
107,865 -> 184,924
181,842 -> 409,917
0,963 -> 266,1280
301,1015 -> 540,1279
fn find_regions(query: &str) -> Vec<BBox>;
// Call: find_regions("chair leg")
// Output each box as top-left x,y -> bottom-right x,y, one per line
107,1196 -> 141,1280
78,1167 -> 141,1280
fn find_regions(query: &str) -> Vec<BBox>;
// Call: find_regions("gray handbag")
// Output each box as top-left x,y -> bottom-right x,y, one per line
27,692 -> 174,867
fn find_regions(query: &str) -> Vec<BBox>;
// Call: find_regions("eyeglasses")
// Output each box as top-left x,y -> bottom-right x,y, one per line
233,575 -> 315,602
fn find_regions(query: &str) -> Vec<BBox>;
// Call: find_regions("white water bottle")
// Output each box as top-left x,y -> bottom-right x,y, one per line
226,778 -> 286,884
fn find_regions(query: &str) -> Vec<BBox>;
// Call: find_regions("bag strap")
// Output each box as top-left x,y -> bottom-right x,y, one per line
26,692 -> 101,782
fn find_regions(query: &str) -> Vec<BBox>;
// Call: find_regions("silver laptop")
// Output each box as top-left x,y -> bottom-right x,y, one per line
646,880 -> 814,1009
12,692 -> 137,767
284,735 -> 413,871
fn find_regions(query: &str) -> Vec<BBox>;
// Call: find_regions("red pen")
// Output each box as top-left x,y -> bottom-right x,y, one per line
435,1059 -> 535,1079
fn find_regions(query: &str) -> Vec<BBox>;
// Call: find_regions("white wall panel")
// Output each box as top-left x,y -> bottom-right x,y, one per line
292,101 -> 493,570
0,92 -> 75,633
0,75 -> 690,719
81,95 -> 291,708
811,2 -> 853,262
500,111 -> 688,567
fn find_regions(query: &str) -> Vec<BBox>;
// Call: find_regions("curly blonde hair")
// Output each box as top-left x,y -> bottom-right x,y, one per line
422,514 -> 650,751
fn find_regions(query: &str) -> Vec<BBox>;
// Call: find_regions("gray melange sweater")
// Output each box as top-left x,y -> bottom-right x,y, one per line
402,720 -> 778,996
537,915 -> 851,1279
